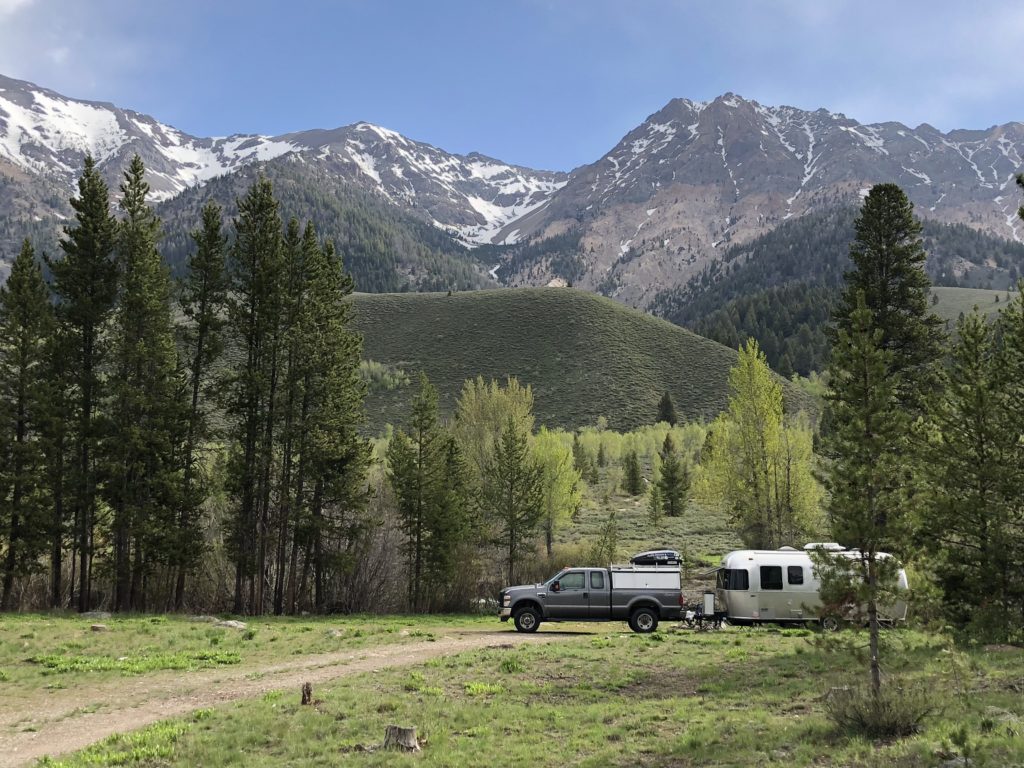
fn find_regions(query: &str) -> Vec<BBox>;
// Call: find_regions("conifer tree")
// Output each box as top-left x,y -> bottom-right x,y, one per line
481,415 -> 544,585
656,433 -> 688,517
47,155 -> 118,612
175,201 -> 228,609
622,449 -> 643,496
657,391 -> 678,426
819,293 -> 908,695
647,483 -> 663,526
0,240 -> 54,609
106,155 -> 186,611
832,184 -> 944,416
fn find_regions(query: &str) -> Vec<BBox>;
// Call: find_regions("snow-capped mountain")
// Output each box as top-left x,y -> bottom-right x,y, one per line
0,74 -> 566,246
500,94 -> 1024,305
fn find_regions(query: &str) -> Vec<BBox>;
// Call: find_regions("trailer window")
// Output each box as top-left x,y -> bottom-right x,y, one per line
787,566 -> 804,585
590,571 -> 605,590
716,568 -> 749,591
760,566 -> 784,590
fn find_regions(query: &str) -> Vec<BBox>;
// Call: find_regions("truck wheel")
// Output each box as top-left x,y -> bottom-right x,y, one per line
629,607 -> 659,633
513,606 -> 541,633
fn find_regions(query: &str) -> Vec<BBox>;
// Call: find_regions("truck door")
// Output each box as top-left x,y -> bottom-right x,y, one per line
546,569 -> 589,618
588,569 -> 610,618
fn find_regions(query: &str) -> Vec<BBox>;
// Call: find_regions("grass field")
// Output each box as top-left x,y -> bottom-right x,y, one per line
24,618 -> 1024,768
350,288 -> 812,433
930,286 -> 1018,325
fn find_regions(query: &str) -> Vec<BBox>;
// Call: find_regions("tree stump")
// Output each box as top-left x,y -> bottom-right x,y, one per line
383,725 -> 420,751
301,682 -> 313,706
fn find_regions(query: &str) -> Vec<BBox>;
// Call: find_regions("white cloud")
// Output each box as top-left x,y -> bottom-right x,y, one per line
0,0 -> 33,17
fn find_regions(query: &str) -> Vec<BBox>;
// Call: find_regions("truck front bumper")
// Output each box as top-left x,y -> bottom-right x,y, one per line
499,607 -> 511,621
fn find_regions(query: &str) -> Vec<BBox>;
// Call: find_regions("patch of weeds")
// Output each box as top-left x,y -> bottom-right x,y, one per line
464,681 -> 504,696
262,691 -> 283,702
38,720 -> 191,766
403,672 -> 442,696
408,630 -> 436,641
242,629 -> 257,641
192,708 -> 214,722
0,669 -> 8,682
500,656 -> 523,674
30,651 -> 240,676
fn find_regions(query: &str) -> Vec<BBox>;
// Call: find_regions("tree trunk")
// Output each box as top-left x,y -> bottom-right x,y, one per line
383,725 -> 420,752
868,558 -> 881,695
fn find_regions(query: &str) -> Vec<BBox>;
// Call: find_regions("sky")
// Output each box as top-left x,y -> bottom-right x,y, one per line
1,0 -> 1023,171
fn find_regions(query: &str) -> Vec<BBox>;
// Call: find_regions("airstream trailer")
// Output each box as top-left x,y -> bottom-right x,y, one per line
715,544 -> 909,627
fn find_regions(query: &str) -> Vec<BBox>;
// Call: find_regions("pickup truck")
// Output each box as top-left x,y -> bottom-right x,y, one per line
498,564 -> 682,633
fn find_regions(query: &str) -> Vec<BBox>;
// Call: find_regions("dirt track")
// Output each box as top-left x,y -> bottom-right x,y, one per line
0,629 -> 564,767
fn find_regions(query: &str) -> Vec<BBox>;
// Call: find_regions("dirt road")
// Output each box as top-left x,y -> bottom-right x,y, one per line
0,629 -> 564,767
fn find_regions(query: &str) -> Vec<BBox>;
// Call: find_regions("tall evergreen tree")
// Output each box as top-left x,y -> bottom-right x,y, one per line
224,176 -> 284,614
622,449 -> 643,496
106,155 -> 186,611
47,155 -> 118,612
481,415 -> 544,585
175,201 -> 228,609
832,183 -> 944,415
656,433 -> 688,517
0,241 -> 54,608
657,391 -> 678,426
819,293 -> 909,695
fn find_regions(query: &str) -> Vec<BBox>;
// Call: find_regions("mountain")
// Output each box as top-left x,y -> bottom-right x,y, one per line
495,93 -> 1024,305
0,73 -> 565,262
349,288 -> 813,432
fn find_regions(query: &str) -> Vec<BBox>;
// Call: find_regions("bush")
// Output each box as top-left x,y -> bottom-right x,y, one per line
824,683 -> 935,738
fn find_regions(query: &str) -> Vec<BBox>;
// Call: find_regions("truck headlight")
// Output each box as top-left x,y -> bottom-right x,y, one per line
502,594 -> 510,606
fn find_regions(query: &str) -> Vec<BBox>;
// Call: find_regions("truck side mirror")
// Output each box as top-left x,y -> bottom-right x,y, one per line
551,581 -> 560,592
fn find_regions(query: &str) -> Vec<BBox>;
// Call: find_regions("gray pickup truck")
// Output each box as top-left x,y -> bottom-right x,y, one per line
498,564 -> 682,633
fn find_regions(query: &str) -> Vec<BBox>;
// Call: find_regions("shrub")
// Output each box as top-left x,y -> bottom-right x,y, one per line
824,683 -> 935,738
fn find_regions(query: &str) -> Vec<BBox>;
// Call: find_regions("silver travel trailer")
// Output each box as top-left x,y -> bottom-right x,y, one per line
715,544 -> 909,628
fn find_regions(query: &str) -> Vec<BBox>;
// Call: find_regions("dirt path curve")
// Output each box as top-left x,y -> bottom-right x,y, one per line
0,629 -> 564,767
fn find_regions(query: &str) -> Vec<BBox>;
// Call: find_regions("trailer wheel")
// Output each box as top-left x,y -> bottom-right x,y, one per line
629,607 -> 659,633
513,606 -> 541,633
820,616 -> 840,632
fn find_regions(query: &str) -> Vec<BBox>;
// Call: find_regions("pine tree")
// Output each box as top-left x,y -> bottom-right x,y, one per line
106,155 -> 187,611
0,240 -> 54,609
622,450 -> 643,496
920,310 -> 1020,637
481,415 -> 544,585
832,184 -> 944,416
175,201 -> 228,609
657,433 -> 688,517
657,391 -> 678,426
647,483 -> 663,526
224,176 -> 284,614
47,155 -> 118,612
820,293 -> 909,695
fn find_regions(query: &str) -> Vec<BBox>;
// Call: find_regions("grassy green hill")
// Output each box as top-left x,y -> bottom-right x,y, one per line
351,288 -> 811,433
930,286 -> 1017,325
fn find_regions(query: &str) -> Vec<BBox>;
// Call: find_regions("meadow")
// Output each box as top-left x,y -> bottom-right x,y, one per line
12,617 -> 1021,768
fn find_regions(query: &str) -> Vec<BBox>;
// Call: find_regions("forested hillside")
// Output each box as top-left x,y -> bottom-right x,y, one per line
653,207 -> 1024,373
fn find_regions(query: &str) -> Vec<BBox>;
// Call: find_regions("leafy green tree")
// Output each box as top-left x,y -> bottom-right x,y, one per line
106,155 -> 187,611
657,391 -> 678,426
534,428 -> 582,557
481,415 -> 544,585
832,183 -> 944,416
0,240 -> 54,609
697,340 -> 820,546
920,310 -> 1021,637
175,201 -> 228,609
622,449 -> 643,496
656,433 -> 688,518
47,155 -> 118,612
819,293 -> 909,695
588,511 -> 618,565
453,376 -> 534,478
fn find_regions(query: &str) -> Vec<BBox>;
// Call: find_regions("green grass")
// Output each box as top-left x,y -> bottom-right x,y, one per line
930,286 -> 1017,325
350,288 -> 812,432
43,627 -> 1024,767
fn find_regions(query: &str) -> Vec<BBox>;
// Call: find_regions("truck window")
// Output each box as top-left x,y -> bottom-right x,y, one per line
787,565 -> 804,585
559,571 -> 585,590
760,566 -> 783,590
590,571 -> 605,590
716,568 -> 749,590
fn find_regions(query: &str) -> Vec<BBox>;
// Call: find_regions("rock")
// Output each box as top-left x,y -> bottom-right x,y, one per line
90,624 -> 109,632
214,620 -> 247,630
188,615 -> 217,623
328,629 -> 345,638
81,611 -> 111,620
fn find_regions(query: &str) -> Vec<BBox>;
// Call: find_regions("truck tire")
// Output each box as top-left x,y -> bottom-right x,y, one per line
513,605 -> 541,633
629,607 -> 659,633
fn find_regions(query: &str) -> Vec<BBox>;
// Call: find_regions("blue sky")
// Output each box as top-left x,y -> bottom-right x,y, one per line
2,0 -> 1023,171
